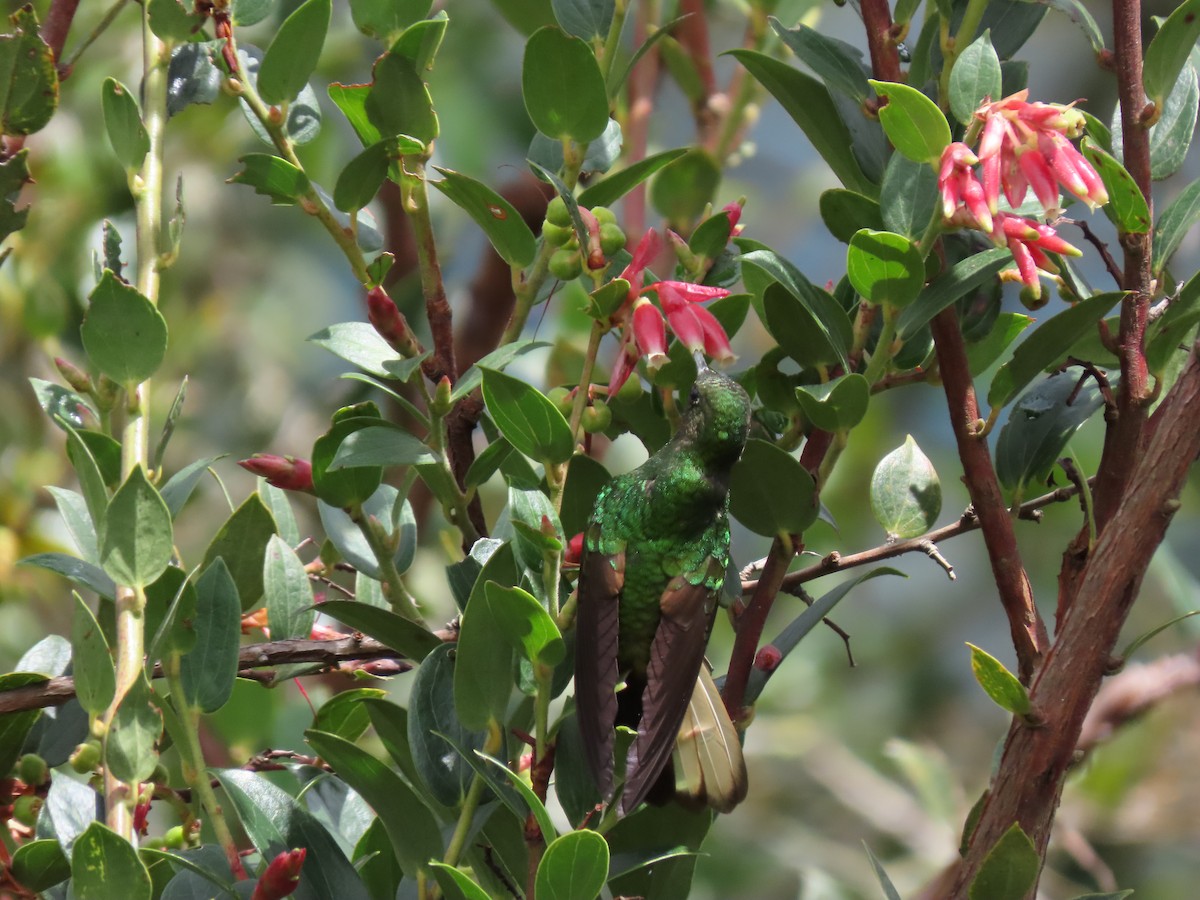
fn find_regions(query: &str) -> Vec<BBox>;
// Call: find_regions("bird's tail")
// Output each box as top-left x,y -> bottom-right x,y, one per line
671,665 -> 748,813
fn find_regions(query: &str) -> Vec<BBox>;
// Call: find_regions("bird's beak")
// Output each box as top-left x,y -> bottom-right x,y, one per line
693,350 -> 710,371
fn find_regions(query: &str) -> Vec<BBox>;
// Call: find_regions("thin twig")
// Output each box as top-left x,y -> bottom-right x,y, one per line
1063,217 -> 1123,288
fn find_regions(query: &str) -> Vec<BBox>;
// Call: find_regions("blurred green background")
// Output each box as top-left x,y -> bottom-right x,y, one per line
1,0 -> 1197,897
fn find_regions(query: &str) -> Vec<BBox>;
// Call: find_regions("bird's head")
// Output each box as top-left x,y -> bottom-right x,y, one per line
675,363 -> 751,470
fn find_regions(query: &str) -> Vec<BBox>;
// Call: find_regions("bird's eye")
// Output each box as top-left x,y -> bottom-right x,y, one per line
689,386 -> 700,406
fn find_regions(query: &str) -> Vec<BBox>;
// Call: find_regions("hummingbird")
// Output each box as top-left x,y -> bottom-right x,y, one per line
574,361 -> 751,815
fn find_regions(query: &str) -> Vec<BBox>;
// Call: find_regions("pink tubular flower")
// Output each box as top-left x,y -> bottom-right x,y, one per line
631,298 -> 668,371
657,283 -> 736,364
251,849 -> 306,900
988,212 -> 1082,301
971,90 -> 1107,214
938,143 -> 991,231
618,228 -> 663,299
238,455 -> 315,493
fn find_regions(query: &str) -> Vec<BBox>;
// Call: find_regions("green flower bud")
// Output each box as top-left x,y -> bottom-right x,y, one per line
548,248 -> 582,282
164,825 -> 186,849
546,196 -> 571,227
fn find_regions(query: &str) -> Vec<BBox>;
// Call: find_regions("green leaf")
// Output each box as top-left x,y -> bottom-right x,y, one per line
819,189 -> 884,244
48,487 -> 99,563
969,822 -> 1040,900
366,51 -> 438,144
576,148 -> 687,208
648,147 -> 720,225
313,687 -> 387,743
0,6 -> 58,136
451,338 -> 550,403
215,768 -> 369,898
18,553 -> 115,600
0,672 -> 47,777
149,0 -> 205,40
71,822 -> 152,900
407,643 -> 486,806
100,467 -> 173,588
308,321 -> 426,379
80,272 -> 168,385
870,79 -> 951,164
263,535 -> 316,643
870,435 -> 941,538
996,373 -> 1105,495
319,599 -> 441,660
318,488 -> 416,580
967,643 -> 1031,716
864,843 -> 903,900
476,749 -> 557,841
552,0 -> 613,40
535,830 -> 610,900
177,564 -> 241,710
159,455 -> 223,519
949,31 -> 1002,125
1143,0 -> 1200,108
333,140 -> 390,212
327,423 -> 439,470
987,292 -> 1124,408
237,45 -> 323,145
847,229 -> 925,308
454,542 -> 518,729
794,374 -> 870,432
229,153 -> 310,205
771,19 -> 870,101
431,863 -> 492,900
1153,176 -> 1200,274
203,492 -> 277,609
60,422 -> 109,540
899,248 -> 1012,340
71,593 -> 115,717
304,729 -> 443,880
104,672 -> 161,784
232,0 -> 273,26
481,368 -> 574,464
1081,139 -> 1151,234
432,167 -> 537,268
729,439 -> 818,537
522,25 -> 610,142
328,82 -> 379,145
967,312 -> 1033,376
349,0 -> 430,41
312,414 -> 385,508
483,581 -> 565,666
102,79 -> 149,171
743,251 -> 852,369
728,48 -> 874,195
10,839 -> 70,892
1149,59 -> 1197,181
258,0 -> 331,105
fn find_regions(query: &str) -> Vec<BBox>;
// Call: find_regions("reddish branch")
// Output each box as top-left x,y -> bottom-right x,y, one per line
40,0 -> 80,64
1076,652 -> 1200,754
952,341 -> 1200,895
858,0 -> 902,83
930,308 -> 1048,682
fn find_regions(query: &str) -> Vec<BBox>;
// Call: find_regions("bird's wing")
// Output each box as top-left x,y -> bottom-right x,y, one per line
620,574 -> 714,815
672,664 -> 748,813
574,543 -> 625,802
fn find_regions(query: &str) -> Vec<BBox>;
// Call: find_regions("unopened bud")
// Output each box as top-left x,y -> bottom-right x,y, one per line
251,848 -> 307,900
564,533 -> 585,565
238,455 -> 314,493
366,286 -> 420,357
754,644 -> 783,673
54,357 -> 92,395
17,753 -> 48,787
69,740 -> 102,774
432,375 -> 453,416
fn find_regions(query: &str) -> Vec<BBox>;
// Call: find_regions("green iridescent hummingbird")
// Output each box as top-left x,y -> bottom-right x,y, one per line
574,361 -> 751,815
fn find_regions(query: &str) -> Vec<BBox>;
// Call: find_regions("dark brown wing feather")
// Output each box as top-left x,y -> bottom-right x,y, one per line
574,545 -> 624,801
620,576 -> 714,815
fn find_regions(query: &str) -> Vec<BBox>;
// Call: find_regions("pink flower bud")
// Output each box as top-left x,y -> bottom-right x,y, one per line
722,200 -> 744,233
754,644 -> 783,672
692,303 -> 737,365
980,152 -> 1001,215
607,337 -> 637,397
132,798 -> 151,835
660,281 -> 732,303
977,114 -> 1007,161
251,848 -> 306,900
565,533 -> 584,565
959,172 -> 993,233
366,286 -> 416,355
619,229 -> 663,299
238,455 -> 315,493
1002,158 -> 1028,210
1007,237 -> 1040,291
1030,222 -> 1082,257
1039,132 -> 1089,200
1017,150 -> 1060,213
632,298 -> 668,369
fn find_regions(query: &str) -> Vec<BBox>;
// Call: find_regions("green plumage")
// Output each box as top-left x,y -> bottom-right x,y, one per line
575,365 -> 751,814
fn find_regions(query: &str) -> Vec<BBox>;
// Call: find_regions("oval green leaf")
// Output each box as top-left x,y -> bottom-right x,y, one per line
100,466 -> 173,588
71,593 -> 115,717
71,822 -> 152,900
180,559 -> 241,713
729,439 -> 818,537
366,51 -> 438,143
870,79 -> 951,164
454,542 -> 518,729
966,643 -> 1031,716
102,78 -> 149,171
1142,0 -> 1200,109
407,643 -> 486,806
203,492 -> 277,609
847,229 -> 925,308
968,822 -> 1039,900
819,189 -> 884,244
319,599 -> 441,660
522,25 -> 610,142
333,139 -> 390,212
535,830 -> 610,900
80,272 -> 168,386
794,373 -> 870,432
263,534 -> 316,643
577,147 -> 687,208
949,31 -> 1001,125
870,435 -> 941,539
432,167 -> 537,268
481,368 -> 574,465
898,247 -> 1011,340
1081,138 -> 1151,234
483,581 -> 565,666
258,0 -> 331,105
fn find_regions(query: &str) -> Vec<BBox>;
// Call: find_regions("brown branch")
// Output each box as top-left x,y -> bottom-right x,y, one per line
1076,651 -> 1200,754
1064,217 -> 1124,289
931,307 -> 1048,682
859,0 -> 902,83
0,631 -> 455,715
41,0 -> 81,64
740,478 -> 1089,595
951,340 -> 1200,897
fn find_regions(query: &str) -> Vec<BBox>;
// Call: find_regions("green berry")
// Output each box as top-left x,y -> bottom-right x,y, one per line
17,753 -> 48,787
546,196 -> 571,227
69,740 -> 102,774
547,386 -> 574,417
591,206 -> 616,226
614,372 -> 642,402
12,794 -> 42,827
581,401 -> 612,433
164,825 -> 186,849
541,222 -> 572,247
599,223 -> 626,256
548,248 -> 582,281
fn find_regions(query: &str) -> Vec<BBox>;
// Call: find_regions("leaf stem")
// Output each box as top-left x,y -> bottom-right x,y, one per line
350,504 -> 422,622
440,720 -> 503,873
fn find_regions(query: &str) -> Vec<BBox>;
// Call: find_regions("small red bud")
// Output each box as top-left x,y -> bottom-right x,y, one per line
238,455 -> 314,493
251,848 -> 307,900
565,533 -> 585,564
54,357 -> 93,394
754,644 -> 783,673
366,286 -> 419,356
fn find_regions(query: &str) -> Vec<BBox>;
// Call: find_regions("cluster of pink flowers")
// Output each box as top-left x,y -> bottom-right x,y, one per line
608,203 -> 742,394
938,91 -> 1107,304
